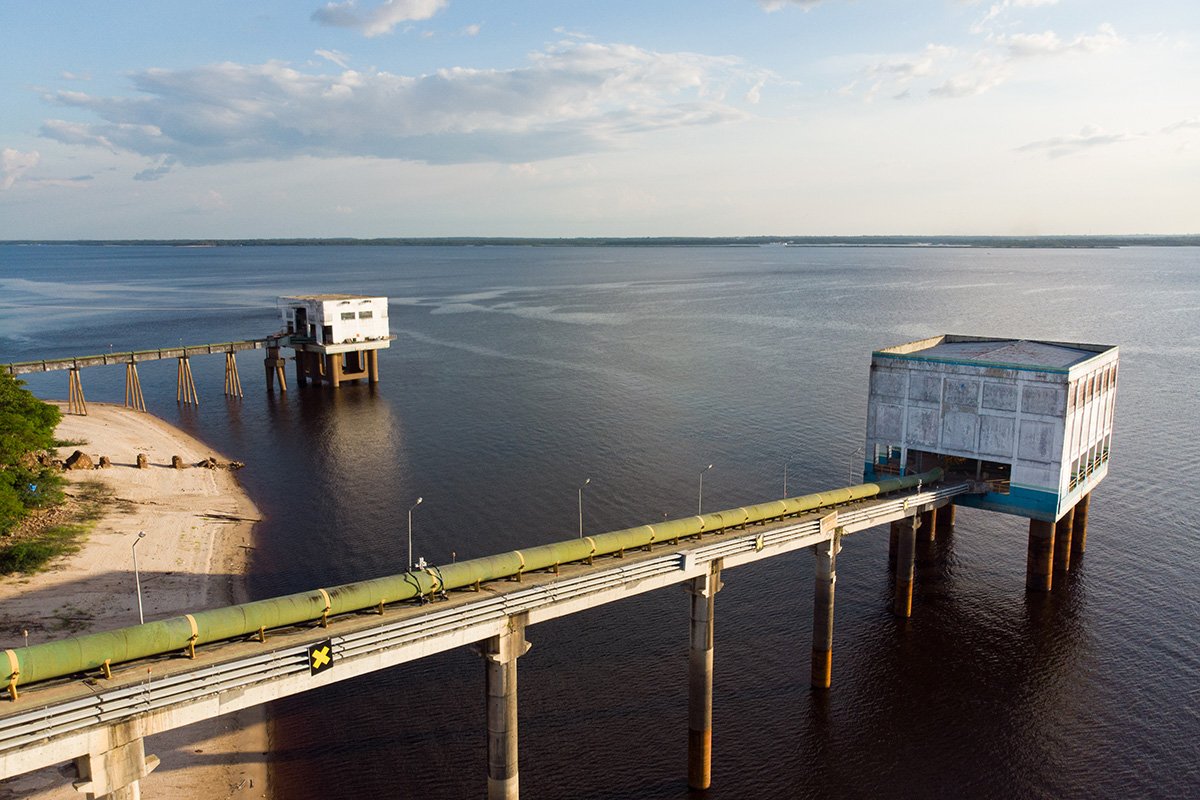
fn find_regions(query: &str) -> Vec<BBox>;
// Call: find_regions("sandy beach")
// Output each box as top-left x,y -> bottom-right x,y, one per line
0,403 -> 269,800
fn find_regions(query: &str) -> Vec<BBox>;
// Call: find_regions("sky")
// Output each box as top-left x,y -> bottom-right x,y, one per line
1,0 -> 1197,238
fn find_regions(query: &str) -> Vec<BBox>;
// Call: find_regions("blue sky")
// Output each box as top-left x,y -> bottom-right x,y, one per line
1,0 -> 1196,238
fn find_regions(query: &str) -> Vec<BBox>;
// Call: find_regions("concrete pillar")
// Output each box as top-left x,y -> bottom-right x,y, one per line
688,560 -> 722,790
1025,519 -> 1056,592
919,507 -> 937,545
936,503 -> 956,535
1053,507 -> 1075,576
893,516 -> 918,617
887,520 -> 900,571
811,531 -> 840,690
368,349 -> 379,384
72,722 -> 159,800
1072,493 -> 1091,555
483,616 -> 530,800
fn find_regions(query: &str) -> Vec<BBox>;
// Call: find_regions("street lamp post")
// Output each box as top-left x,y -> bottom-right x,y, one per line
578,478 -> 590,538
698,464 -> 713,515
132,531 -> 146,624
408,497 -> 423,570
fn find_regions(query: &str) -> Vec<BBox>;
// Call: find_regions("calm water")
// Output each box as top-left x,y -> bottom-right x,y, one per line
2,244 -> 1198,798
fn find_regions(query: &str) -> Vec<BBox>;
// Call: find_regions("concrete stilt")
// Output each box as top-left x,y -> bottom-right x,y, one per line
71,722 -> 159,800
936,502 -> 956,536
1053,507 -> 1074,576
1072,493 -> 1091,555
483,616 -> 530,800
68,367 -> 88,416
687,560 -> 722,790
893,516 -> 918,617
368,349 -> 379,383
1025,519 -> 1056,592
264,346 -> 287,392
919,507 -> 937,545
811,531 -> 840,689
887,520 -> 900,572
124,362 -> 146,412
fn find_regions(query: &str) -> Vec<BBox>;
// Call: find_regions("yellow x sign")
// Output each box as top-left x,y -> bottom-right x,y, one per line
308,640 -> 333,675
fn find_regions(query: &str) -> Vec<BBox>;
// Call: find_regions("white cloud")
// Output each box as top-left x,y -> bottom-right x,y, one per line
311,0 -> 447,38
461,23 -> 481,37
1,148 -> 41,190
997,24 -> 1121,59
1163,118 -> 1200,134
758,0 -> 825,11
1015,124 -> 1140,158
315,49 -> 351,68
972,0 -> 1060,34
38,43 -> 762,170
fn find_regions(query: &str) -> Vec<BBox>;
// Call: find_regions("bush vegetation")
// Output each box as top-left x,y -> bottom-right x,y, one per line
0,371 -> 64,538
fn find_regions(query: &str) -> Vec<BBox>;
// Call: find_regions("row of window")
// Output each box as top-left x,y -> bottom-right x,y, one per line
1066,362 -> 1118,413
340,311 -> 375,320
1068,435 -> 1111,491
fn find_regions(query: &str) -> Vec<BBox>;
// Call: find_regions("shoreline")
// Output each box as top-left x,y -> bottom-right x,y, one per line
0,403 -> 270,800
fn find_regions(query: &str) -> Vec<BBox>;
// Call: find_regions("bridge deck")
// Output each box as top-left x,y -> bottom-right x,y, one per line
0,482 -> 969,781
4,340 -> 267,375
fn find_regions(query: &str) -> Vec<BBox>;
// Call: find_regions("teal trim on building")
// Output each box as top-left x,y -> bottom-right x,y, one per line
871,351 -> 1072,375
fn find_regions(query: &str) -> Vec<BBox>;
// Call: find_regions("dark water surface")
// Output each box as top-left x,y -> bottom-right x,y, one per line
2,244 -> 1198,798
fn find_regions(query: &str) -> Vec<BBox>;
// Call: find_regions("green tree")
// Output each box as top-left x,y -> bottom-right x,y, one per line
0,372 -> 62,534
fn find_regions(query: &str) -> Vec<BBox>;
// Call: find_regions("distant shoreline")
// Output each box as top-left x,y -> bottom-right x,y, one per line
3,234 -> 1199,248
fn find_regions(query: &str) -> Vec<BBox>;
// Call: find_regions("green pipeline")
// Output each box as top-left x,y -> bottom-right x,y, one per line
4,468 -> 942,692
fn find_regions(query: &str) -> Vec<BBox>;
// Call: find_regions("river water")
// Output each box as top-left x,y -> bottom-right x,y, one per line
2,244 -> 1198,798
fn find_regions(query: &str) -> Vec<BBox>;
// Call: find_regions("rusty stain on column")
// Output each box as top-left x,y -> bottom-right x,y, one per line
1072,493 -> 1091,555
1053,507 -> 1074,576
1026,519 -> 1056,592
893,516 -> 918,617
811,530 -> 840,689
688,559 -> 722,790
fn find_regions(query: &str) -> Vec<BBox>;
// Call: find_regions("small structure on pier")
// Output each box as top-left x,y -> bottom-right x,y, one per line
274,295 -> 392,389
863,334 -> 1118,522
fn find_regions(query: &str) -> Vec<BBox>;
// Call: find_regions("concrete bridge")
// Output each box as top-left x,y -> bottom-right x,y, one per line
1,481 -> 974,800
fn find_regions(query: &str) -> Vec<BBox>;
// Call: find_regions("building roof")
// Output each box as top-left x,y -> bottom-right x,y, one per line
875,335 -> 1115,371
281,294 -> 381,302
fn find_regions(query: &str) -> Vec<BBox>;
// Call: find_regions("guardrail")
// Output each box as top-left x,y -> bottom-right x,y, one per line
0,482 -> 972,766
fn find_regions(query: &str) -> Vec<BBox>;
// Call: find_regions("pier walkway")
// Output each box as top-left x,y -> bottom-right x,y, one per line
1,479 -> 975,800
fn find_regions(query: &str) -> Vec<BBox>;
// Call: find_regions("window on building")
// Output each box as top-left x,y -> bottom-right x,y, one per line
341,312 -> 355,320
359,310 -> 373,319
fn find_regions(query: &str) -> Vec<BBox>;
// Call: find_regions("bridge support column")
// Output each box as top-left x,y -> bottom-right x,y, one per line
687,559 -> 722,789
176,356 -> 199,406
68,367 -> 88,416
1026,519 -> 1056,592
1072,493 -> 1090,555
483,616 -> 530,800
936,502 -> 955,535
811,530 -> 840,689
264,346 -> 287,392
72,721 -> 159,800
124,362 -> 146,412
1053,507 -> 1074,576
223,352 -> 243,398
919,507 -> 937,545
893,516 -> 918,617
887,521 -> 900,571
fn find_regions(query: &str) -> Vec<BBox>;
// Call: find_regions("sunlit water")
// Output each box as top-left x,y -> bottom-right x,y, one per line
2,244 -> 1198,798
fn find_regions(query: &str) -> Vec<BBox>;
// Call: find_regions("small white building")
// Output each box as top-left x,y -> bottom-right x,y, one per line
863,335 -> 1118,521
276,295 -> 392,387
280,295 -> 390,349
